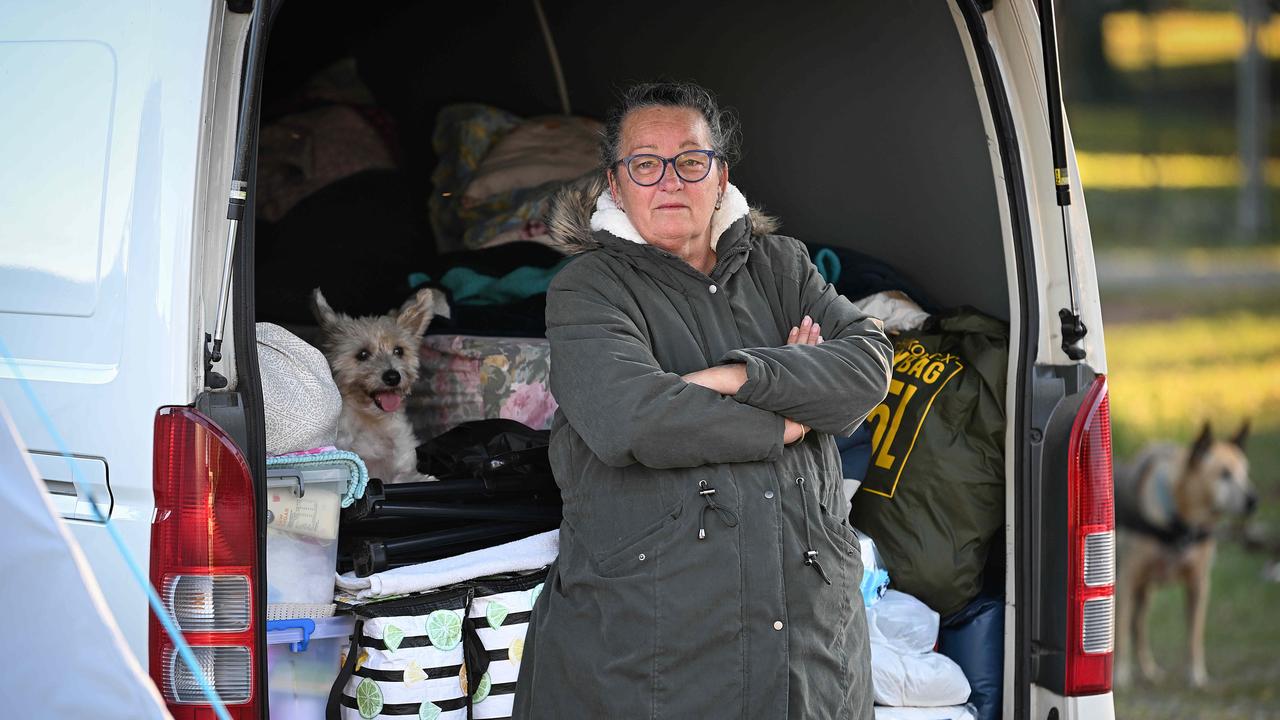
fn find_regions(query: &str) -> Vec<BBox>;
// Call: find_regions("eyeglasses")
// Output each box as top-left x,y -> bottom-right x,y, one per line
615,149 -> 718,186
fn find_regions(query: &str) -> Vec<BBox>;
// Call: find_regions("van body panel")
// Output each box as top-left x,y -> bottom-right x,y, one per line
0,0 -> 218,665
940,6 -> 1034,719
947,3 -> 1112,717
195,6 -> 250,392
982,2 -> 1111,715
1033,687 -> 1118,720
984,0 -> 1108,372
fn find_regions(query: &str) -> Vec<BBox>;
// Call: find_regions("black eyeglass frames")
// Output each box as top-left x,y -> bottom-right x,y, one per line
615,149 -> 718,186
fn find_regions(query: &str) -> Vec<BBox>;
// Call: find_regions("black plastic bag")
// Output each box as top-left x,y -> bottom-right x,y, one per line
416,418 -> 551,482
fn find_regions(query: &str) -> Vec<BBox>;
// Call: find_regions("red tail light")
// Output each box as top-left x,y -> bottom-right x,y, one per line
150,407 -> 259,718
1065,375 -> 1115,695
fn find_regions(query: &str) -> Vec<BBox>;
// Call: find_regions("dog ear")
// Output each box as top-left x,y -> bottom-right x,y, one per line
1189,421 -> 1213,467
311,288 -> 339,327
397,288 -> 449,337
1231,419 -> 1251,450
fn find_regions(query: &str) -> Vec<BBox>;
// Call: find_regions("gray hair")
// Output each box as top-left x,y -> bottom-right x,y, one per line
600,81 -> 741,170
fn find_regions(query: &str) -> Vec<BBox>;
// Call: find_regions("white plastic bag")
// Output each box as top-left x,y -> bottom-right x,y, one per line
870,642 -> 972,708
874,704 -> 977,720
868,590 -> 971,707
868,590 -> 939,652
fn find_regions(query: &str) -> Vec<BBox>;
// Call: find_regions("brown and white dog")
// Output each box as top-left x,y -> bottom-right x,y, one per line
311,287 -> 448,484
1113,421 -> 1256,688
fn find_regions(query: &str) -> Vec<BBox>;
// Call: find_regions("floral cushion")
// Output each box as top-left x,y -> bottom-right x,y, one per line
407,334 -> 556,443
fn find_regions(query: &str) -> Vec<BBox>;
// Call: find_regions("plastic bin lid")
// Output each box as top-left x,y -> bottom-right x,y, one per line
266,615 -> 356,652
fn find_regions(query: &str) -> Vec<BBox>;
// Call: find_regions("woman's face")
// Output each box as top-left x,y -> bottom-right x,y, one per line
608,106 -> 728,258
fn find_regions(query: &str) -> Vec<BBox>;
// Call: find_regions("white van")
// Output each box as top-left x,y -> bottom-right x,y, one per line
0,1 -> 1116,718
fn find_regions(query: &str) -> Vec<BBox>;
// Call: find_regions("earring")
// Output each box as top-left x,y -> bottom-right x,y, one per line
714,195 -> 723,211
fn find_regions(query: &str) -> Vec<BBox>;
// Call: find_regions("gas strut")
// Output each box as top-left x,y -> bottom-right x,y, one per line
1038,0 -> 1088,361
206,1 -> 272,389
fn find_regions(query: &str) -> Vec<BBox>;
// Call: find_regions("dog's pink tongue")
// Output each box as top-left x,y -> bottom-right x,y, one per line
374,391 -> 402,413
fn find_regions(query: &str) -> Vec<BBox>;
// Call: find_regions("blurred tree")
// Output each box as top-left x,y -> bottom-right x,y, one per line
1060,0 -> 1128,102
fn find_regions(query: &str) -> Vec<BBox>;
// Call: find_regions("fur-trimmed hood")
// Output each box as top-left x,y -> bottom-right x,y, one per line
544,172 -> 780,255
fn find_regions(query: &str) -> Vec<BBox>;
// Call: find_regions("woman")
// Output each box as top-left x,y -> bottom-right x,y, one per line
514,82 -> 893,719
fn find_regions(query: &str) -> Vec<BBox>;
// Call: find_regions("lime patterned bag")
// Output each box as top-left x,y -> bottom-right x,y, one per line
328,571 -> 546,720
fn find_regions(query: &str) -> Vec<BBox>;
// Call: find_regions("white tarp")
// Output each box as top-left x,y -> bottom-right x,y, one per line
0,400 -> 170,719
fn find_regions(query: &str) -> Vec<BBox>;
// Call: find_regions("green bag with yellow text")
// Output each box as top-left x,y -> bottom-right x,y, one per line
849,309 -> 1007,617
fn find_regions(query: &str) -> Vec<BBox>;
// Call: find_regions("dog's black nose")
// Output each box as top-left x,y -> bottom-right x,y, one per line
1246,492 -> 1258,514
382,369 -> 401,387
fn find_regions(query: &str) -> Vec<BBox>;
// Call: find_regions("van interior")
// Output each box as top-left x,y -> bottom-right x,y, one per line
255,0 -> 1009,327
252,0 -> 1015,715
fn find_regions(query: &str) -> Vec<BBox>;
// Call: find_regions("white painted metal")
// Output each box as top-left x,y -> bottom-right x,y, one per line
945,2 -> 1114,718
0,0 -> 240,667
1034,686 -> 1118,720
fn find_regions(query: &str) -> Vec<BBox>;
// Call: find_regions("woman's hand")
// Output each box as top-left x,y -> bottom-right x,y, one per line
786,315 -> 823,346
681,364 -> 748,396
682,365 -> 808,445
685,317 -> 819,443
780,318 -> 820,445
783,417 -> 809,445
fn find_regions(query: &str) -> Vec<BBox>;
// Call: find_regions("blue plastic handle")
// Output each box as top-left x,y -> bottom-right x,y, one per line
266,618 -> 317,652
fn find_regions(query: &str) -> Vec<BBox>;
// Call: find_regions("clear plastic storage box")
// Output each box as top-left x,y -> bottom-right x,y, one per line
266,615 -> 356,719
266,465 -> 348,606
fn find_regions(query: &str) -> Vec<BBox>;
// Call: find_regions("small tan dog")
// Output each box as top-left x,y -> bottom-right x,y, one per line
1113,421 -> 1256,688
311,287 -> 447,484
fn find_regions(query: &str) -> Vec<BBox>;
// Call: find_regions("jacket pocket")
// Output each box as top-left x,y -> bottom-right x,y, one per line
593,502 -> 683,578
818,503 -> 861,558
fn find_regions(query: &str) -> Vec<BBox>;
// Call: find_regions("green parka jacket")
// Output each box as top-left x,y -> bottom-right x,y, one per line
513,176 -> 894,719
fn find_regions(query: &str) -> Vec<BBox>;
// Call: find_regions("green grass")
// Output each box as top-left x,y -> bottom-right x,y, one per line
1112,525 -> 1280,720
1104,287 -> 1280,718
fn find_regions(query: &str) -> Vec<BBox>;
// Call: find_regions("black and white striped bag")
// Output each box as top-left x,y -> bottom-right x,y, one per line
328,572 -> 545,720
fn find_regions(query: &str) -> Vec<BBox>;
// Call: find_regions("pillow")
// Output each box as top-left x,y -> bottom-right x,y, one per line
407,334 -> 555,444
256,323 -> 342,456
462,115 -> 602,204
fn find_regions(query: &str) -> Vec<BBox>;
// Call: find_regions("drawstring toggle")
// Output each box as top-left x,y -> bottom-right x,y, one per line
795,477 -> 833,585
697,480 -> 739,540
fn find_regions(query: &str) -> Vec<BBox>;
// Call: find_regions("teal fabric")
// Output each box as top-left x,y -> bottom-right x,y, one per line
440,259 -> 571,306
266,450 -> 369,508
813,247 -> 842,285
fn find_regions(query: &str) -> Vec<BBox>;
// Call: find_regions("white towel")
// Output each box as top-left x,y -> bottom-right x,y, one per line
336,530 -> 559,600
